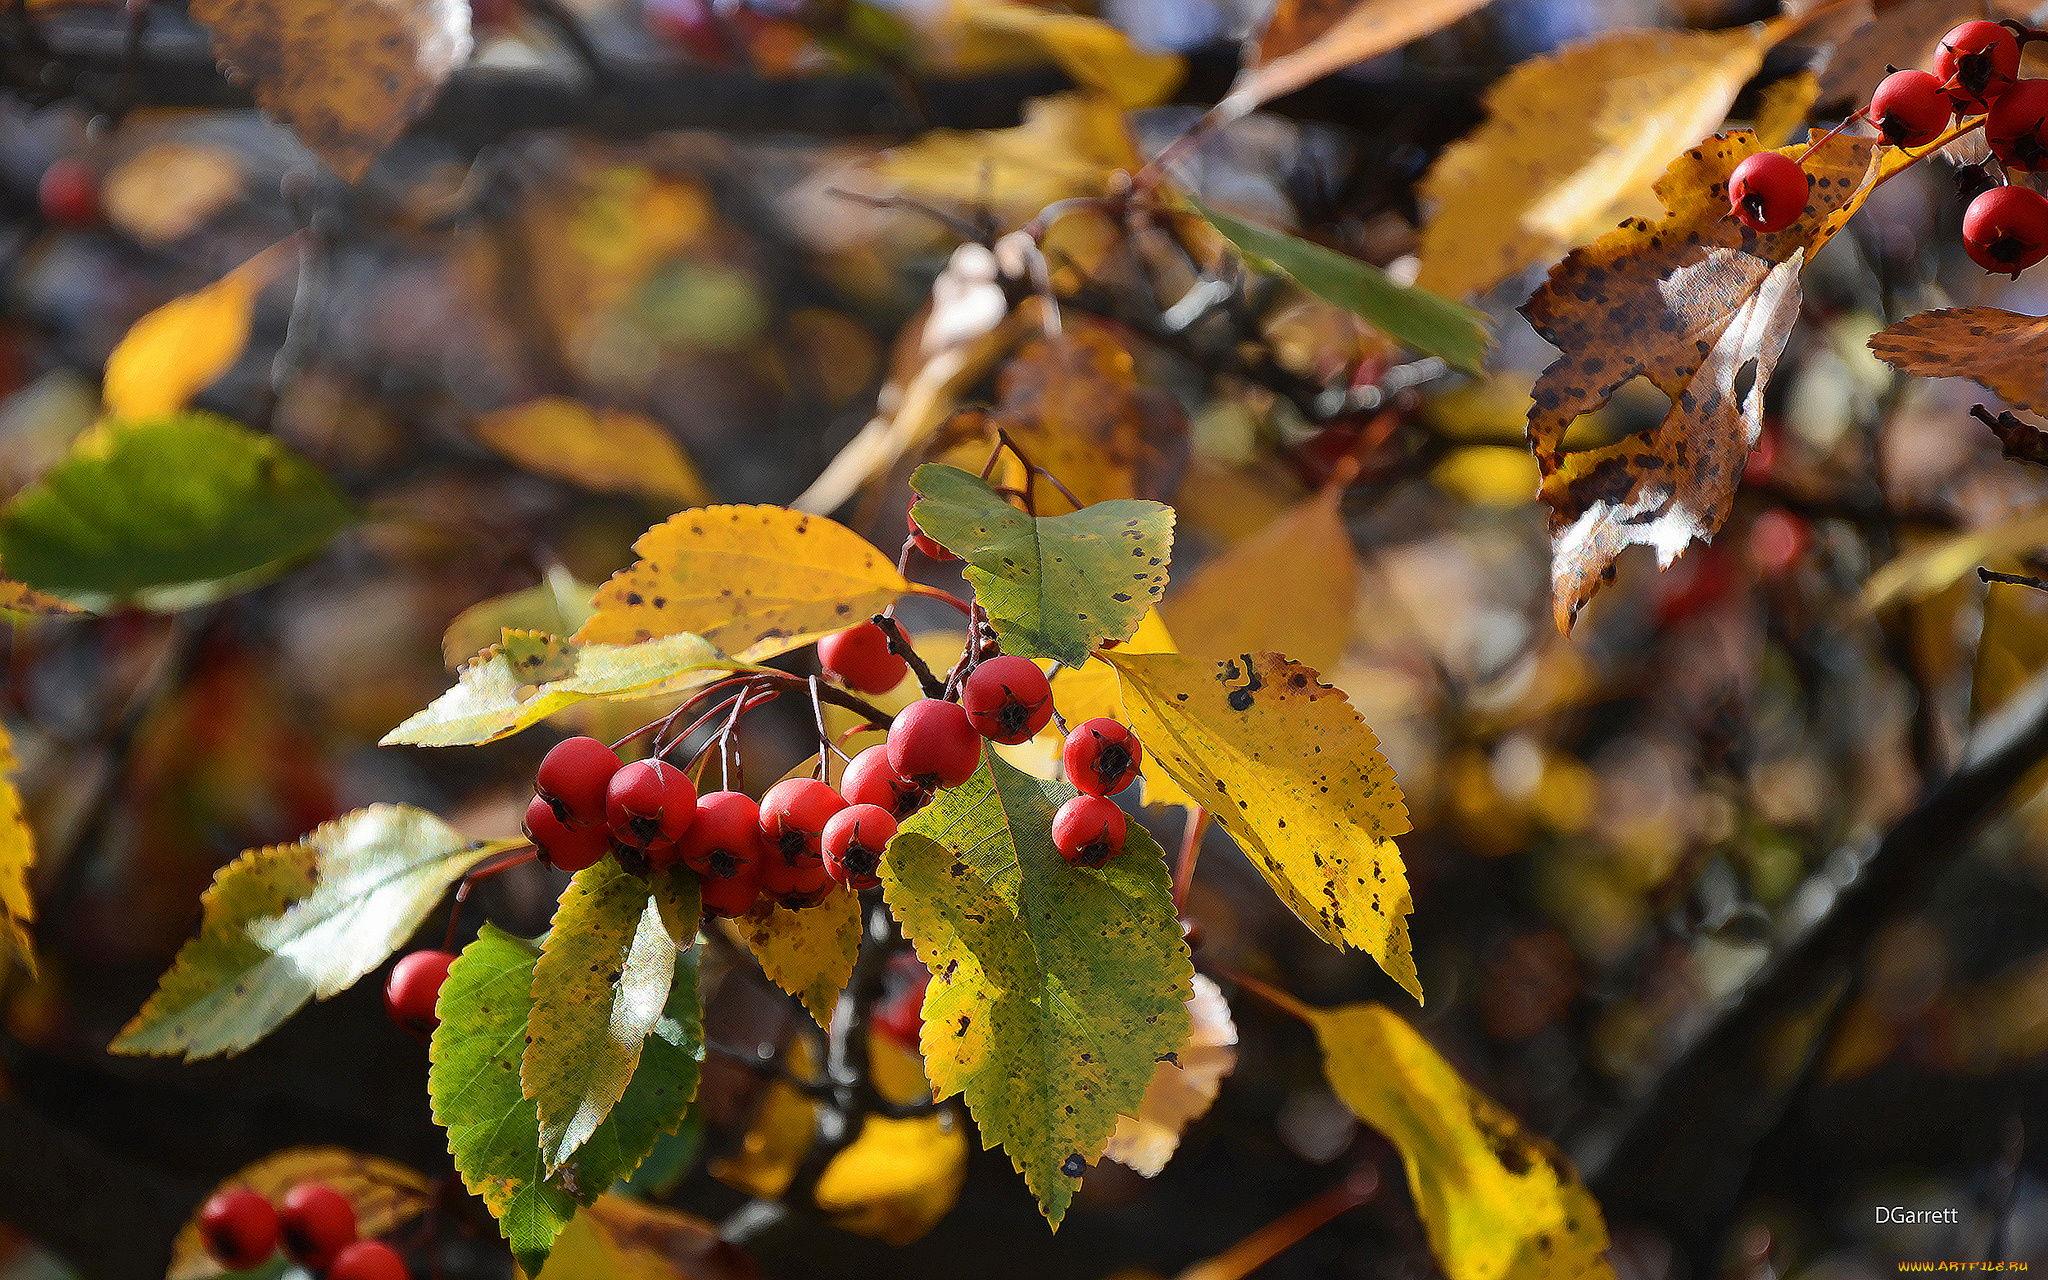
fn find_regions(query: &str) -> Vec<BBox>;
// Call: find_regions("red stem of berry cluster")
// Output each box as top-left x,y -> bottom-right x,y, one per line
1172,807 -> 1210,913
442,847 -> 540,950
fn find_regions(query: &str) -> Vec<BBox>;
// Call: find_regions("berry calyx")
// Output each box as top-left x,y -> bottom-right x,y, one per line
384,949 -> 456,1034
908,502 -> 956,561
838,744 -> 925,820
759,849 -> 834,907
1870,69 -> 1951,148
525,794 -> 610,873
759,776 -> 846,866
887,699 -> 983,790
1062,718 -> 1141,797
328,1239 -> 411,1280
279,1182 -> 357,1271
535,736 -> 621,828
817,622 -> 908,694
199,1189 -> 279,1271
1052,794 -> 1126,868
678,790 -> 767,879
696,857 -> 763,917
1727,152 -> 1808,232
822,804 -> 897,890
37,159 -> 96,227
1963,184 -> 2048,276
961,655 -> 1055,745
1988,78 -> 2048,170
605,759 -> 697,857
1935,20 -> 2020,114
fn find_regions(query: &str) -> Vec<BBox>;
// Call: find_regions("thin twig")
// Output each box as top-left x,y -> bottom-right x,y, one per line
872,612 -> 945,700
1979,568 -> 2048,591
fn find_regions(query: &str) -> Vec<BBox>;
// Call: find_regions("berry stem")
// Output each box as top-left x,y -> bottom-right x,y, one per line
442,845 -> 539,949
808,675 -> 852,777
905,583 -> 974,616
872,612 -> 947,699
1175,1164 -> 1381,1280
1172,806 -> 1211,913
1214,964 -> 1318,1023
1793,107 -> 1868,165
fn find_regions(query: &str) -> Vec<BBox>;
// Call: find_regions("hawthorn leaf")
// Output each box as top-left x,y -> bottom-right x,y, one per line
0,724 -> 34,978
1048,608 -> 1194,809
0,412 -> 355,611
871,92 -> 1140,231
382,630 -> 757,747
1193,198 -> 1490,375
992,324 -> 1190,508
111,806 -> 500,1059
1104,973 -> 1238,1178
708,1034 -> 817,1200
735,884 -> 862,1030
1868,308 -> 2048,412
575,505 -> 911,662
1108,651 -> 1420,1001
169,1148 -> 429,1280
0,579 -> 82,616
1233,0 -> 1497,116
438,568 -> 600,669
908,464 -> 1173,666
1752,70 -> 1820,147
102,241 -> 291,422
520,1195 -> 735,1280
190,0 -> 469,182
1416,26 -> 1780,300
814,1110 -> 969,1245
882,753 -> 1192,1229
525,860 -> 680,1172
472,399 -> 711,508
1310,1001 -> 1613,1280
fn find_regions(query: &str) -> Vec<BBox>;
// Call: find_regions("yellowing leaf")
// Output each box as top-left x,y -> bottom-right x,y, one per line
735,884 -> 861,1030
1432,447 -> 1540,507
0,579 -> 84,616
523,1195 -> 738,1280
1049,608 -> 1192,809
101,141 -> 245,246
1416,27 -> 1776,300
876,92 -> 1141,227
1109,652 -> 1419,1000
1863,507 -> 2048,610
1868,308 -> 2048,412
993,324 -> 1190,508
1105,973 -> 1238,1177
102,241 -> 292,421
190,0 -> 470,181
710,1036 -> 817,1200
1233,0 -> 1496,116
1751,70 -> 1819,146
169,1148 -> 429,1280
947,2 -> 1184,108
575,507 -> 910,662
440,566 -> 599,669
0,724 -> 34,978
472,399 -> 710,508
1309,1001 -> 1613,1280
384,630 -> 754,748
815,1111 -> 969,1245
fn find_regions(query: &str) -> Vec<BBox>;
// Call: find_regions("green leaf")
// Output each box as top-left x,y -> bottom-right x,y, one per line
1190,197 -> 1492,376
432,924 -> 703,1275
882,753 -> 1192,1228
908,465 -> 1173,667
111,806 -> 499,1060
526,862 -> 680,1172
382,630 -> 762,748
0,412 -> 356,610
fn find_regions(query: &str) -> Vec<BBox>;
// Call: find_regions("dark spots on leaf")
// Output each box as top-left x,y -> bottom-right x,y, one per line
625,592 -> 644,606
1061,1155 -> 1086,1177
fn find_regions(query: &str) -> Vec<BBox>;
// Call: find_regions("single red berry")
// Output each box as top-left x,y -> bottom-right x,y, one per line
279,1183 -> 357,1271
1963,184 -> 2048,275
961,655 -> 1055,745
1052,794 -> 1127,868
1988,78 -> 2048,170
759,776 -> 847,866
199,1189 -> 279,1271
817,622 -> 908,694
1062,718 -> 1141,797
525,794 -> 610,873
838,744 -> 926,820
907,502 -> 956,561
1870,69 -> 1951,148
1747,509 -> 1809,577
1727,152 -> 1808,232
384,949 -> 456,1034
872,954 -> 929,1049
760,848 -> 834,908
887,699 -> 983,790
696,857 -> 763,917
328,1239 -> 410,1280
535,736 -> 621,828
37,158 -> 96,227
822,804 -> 896,890
1935,20 -> 2021,113
678,791 -> 766,881
606,759 -> 697,854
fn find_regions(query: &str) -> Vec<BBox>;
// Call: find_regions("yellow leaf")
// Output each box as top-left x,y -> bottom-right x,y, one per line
0,724 -> 33,978
815,1112 -> 968,1245
0,579 -> 81,617
1048,608 -> 1193,809
101,141 -> 245,246
575,506 -> 911,663
1416,26 -> 1776,300
102,240 -> 292,421
1864,507 -> 2048,611
440,566 -> 600,670
1432,447 -> 1539,507
993,324 -> 1190,508
1231,0 -> 1496,117
1309,1001 -> 1613,1280
710,1037 -> 817,1200
1751,70 -> 1819,146
472,398 -> 711,508
521,1193 -> 733,1280
946,1 -> 1184,108
876,92 -> 1142,227
1109,651 -> 1419,999
169,1147 -> 429,1280
1105,973 -> 1238,1177
734,885 -> 862,1030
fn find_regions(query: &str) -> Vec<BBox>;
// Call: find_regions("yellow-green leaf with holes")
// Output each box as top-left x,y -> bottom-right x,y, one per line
736,884 -> 861,1030
111,806 -> 504,1059
882,753 -> 1191,1228
0,724 -> 34,977
575,505 -> 910,661
1109,651 -> 1419,1001
382,630 -> 759,747
909,464 -> 1172,666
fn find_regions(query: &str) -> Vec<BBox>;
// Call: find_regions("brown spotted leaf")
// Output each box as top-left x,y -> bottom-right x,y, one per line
1869,308 -> 2048,412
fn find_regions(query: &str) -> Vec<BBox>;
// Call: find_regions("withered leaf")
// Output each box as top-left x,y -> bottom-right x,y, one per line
992,321 -> 1188,508
1231,0 -> 1495,117
1868,307 -> 2048,413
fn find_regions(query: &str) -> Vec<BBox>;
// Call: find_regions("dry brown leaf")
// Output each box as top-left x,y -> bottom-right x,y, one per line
993,321 -> 1190,508
101,142 -> 245,246
191,0 -> 470,181
1816,0 -> 1971,107
471,398 -> 710,507
1228,0 -> 1494,115
1415,26 -> 1779,301
1868,308 -> 2048,412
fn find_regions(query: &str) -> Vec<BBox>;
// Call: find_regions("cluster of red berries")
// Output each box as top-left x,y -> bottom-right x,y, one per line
1727,21 -> 2048,276
199,1182 -> 405,1279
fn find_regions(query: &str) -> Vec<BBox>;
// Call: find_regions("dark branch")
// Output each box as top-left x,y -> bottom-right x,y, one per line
1972,403 -> 2048,469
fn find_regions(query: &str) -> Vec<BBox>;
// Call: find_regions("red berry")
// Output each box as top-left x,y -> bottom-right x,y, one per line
822,804 -> 896,890
1052,794 -> 1127,868
37,159 -> 96,227
606,759 -> 697,853
384,949 -> 456,1034
1963,184 -> 2048,275
1747,509 -> 1808,577
760,849 -> 834,907
696,857 -> 762,917
872,953 -> 929,1049
525,794 -> 610,872
279,1183 -> 357,1271
1935,20 -> 2020,113
838,744 -> 925,820
535,736 -> 621,828
759,776 -> 846,865
1870,69 -> 1951,148
677,791 -> 766,881
199,1189 -> 279,1271
328,1239 -> 410,1280
817,621 -> 908,694
1988,78 -> 2048,170
1727,152 -> 1808,232
1062,718 -> 1141,797
908,502 -> 956,561
960,655 -> 1054,745
887,699 -> 983,790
